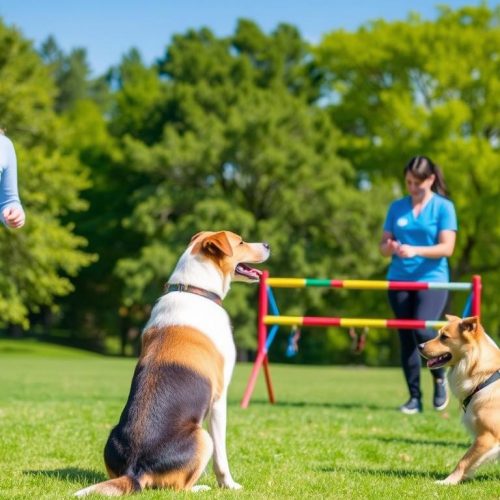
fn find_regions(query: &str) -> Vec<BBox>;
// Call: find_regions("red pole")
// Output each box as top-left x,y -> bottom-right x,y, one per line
471,275 -> 482,319
240,270 -> 269,408
262,356 -> 275,404
257,270 -> 269,355
240,351 -> 266,408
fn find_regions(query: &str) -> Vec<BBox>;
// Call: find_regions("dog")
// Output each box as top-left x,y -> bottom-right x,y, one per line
75,231 -> 270,496
418,314 -> 500,484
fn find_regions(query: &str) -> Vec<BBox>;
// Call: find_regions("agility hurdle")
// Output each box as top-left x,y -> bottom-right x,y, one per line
240,271 -> 482,408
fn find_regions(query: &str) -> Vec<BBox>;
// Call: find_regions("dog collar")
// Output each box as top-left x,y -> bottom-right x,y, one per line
164,283 -> 223,306
462,370 -> 500,412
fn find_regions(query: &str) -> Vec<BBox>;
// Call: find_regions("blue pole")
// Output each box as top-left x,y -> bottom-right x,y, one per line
267,286 -> 280,315
462,293 -> 472,317
265,287 -> 280,352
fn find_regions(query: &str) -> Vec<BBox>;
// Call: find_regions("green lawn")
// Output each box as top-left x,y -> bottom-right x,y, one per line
0,339 -> 498,499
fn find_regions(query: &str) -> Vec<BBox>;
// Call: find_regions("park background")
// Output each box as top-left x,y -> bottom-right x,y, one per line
0,1 -> 499,364
1,3 -> 500,499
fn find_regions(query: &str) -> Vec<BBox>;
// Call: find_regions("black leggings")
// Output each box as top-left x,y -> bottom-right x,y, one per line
388,289 -> 448,400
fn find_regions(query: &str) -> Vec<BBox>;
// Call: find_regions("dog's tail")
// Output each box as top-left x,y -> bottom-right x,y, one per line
74,475 -> 141,497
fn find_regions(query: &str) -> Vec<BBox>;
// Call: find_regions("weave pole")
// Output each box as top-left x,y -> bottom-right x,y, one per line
240,272 -> 482,408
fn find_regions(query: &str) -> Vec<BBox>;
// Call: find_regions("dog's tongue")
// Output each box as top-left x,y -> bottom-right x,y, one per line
427,353 -> 451,369
235,264 -> 261,280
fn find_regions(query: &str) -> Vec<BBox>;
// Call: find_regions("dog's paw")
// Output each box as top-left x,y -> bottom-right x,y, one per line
74,486 -> 93,497
192,485 -> 211,492
221,481 -> 242,490
435,477 -> 460,485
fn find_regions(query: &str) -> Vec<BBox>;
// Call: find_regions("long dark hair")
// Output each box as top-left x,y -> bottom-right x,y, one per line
404,156 -> 449,197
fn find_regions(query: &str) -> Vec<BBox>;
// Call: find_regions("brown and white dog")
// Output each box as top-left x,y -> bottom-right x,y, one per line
75,231 -> 270,496
418,315 -> 500,484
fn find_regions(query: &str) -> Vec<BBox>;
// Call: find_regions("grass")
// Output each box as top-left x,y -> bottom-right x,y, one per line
0,339 -> 498,499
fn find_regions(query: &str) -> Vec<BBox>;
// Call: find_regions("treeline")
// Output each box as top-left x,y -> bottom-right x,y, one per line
0,5 -> 498,364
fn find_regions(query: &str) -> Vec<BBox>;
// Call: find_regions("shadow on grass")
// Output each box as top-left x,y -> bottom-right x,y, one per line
24,468 -> 106,484
0,346 -> 34,354
244,398 -> 395,411
320,465 -> 440,479
320,465 -> 500,482
364,435 -> 468,449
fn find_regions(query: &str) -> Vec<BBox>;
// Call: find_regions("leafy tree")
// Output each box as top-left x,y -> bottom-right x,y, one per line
108,21 -> 388,354
232,19 -> 325,102
40,36 -> 92,113
40,35 -> 112,116
35,42 -> 135,348
108,48 -> 167,143
0,21 -> 95,328
54,98 -> 121,342
315,5 -> 500,335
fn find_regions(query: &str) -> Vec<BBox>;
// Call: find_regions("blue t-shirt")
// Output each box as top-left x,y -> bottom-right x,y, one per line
383,194 -> 457,282
0,134 -> 24,226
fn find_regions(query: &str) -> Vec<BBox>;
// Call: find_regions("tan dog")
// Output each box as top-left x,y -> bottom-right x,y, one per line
75,231 -> 270,496
419,315 -> 500,484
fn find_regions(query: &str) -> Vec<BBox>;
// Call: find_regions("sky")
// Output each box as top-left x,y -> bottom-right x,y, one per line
0,1 -> 495,76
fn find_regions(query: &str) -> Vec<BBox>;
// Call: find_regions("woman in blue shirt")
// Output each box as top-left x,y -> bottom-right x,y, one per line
380,156 -> 457,414
0,132 -> 25,229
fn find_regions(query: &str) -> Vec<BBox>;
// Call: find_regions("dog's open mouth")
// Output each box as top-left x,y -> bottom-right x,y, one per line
235,263 -> 262,281
426,353 -> 452,369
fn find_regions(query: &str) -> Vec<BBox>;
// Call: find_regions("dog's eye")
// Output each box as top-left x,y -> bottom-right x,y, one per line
239,241 -> 244,245
440,334 -> 448,341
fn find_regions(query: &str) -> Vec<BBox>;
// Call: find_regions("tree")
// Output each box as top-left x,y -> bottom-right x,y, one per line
0,21 -> 95,328
55,49 -> 169,353
39,36 -> 93,113
316,5 -> 500,334
107,21 -> 388,354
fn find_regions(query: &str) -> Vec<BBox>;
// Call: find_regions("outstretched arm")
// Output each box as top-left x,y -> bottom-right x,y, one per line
1,138 -> 25,228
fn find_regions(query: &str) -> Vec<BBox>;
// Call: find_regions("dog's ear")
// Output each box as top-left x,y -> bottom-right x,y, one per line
459,316 -> 479,335
445,314 -> 461,322
190,232 -> 204,242
202,231 -> 233,257
190,232 -> 207,254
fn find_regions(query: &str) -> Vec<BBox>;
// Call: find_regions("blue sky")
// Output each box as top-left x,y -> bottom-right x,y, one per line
0,1 -> 494,76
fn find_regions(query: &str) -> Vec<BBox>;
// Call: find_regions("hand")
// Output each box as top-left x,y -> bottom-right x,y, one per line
396,244 -> 417,258
382,238 -> 400,255
387,239 -> 400,254
3,206 -> 25,229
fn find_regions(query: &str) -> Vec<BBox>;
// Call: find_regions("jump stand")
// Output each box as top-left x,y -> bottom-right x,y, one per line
240,271 -> 482,408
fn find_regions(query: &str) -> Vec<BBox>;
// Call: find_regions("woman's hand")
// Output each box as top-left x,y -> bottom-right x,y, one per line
387,239 -> 400,254
3,206 -> 25,229
396,231 -> 456,259
396,244 -> 417,258
380,232 -> 401,257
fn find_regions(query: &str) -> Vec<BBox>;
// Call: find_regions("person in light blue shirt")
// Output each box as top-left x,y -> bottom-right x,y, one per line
0,132 -> 25,229
380,156 -> 457,415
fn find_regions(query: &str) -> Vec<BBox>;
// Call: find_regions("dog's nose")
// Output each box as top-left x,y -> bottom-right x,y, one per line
417,343 -> 425,351
263,242 -> 270,250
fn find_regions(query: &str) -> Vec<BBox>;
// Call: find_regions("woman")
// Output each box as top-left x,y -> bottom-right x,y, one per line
380,156 -> 457,414
0,131 -> 25,229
